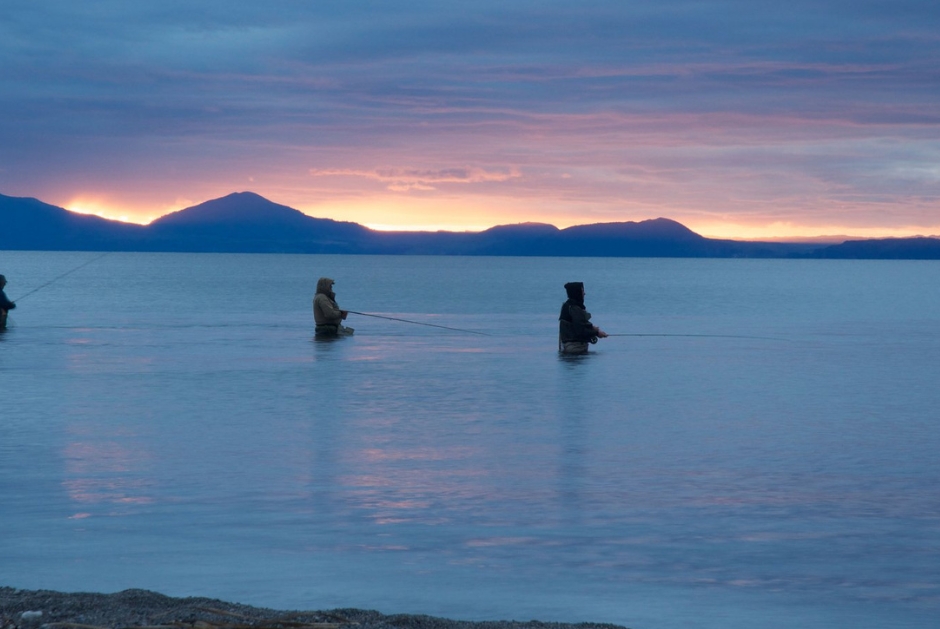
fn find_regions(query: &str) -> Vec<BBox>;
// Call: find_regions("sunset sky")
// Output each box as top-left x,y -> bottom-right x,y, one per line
2,1 -> 939,239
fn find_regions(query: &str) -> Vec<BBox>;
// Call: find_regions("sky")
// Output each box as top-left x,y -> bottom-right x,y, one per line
2,1 -> 939,239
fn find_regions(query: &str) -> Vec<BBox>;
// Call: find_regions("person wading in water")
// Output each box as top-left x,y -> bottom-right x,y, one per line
558,281 -> 607,354
313,277 -> 353,337
0,275 -> 16,329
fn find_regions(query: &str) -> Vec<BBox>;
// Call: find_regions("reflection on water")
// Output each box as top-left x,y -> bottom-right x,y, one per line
63,440 -> 154,506
1,253 -> 939,629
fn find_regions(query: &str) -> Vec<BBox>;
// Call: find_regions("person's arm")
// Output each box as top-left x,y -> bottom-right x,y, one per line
315,294 -> 344,323
0,292 -> 14,310
569,305 -> 598,341
571,306 -> 607,339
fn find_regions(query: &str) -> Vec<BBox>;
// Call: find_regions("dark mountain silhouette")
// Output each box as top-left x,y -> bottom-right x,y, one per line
0,193 -> 145,250
812,236 -> 940,259
3,190 -> 938,258
557,219 -> 712,257
147,192 -> 371,253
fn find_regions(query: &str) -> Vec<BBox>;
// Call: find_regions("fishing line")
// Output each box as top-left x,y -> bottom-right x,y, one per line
13,251 -> 111,302
606,333 -> 788,341
346,310 -> 491,336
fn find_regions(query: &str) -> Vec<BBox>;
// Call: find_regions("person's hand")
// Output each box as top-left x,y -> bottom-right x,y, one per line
341,310 -> 348,320
595,328 -> 608,338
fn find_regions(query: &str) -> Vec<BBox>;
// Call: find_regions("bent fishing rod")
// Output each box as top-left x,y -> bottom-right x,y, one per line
346,310 -> 491,336
13,252 -> 111,302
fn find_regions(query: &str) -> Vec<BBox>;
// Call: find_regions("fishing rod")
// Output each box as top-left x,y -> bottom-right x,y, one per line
346,310 -> 491,336
13,251 -> 111,302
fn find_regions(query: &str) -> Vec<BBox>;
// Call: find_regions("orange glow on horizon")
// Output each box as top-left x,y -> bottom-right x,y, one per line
66,199 -> 137,224
692,221 -> 940,242
56,194 -> 940,242
294,196 -> 519,233
66,197 -> 156,225
65,195 -> 197,225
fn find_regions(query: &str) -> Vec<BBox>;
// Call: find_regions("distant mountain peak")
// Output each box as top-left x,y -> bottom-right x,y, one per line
482,222 -> 560,235
152,191 -> 312,227
561,217 -> 704,241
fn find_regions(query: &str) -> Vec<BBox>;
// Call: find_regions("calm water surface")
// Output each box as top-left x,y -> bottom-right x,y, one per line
1,252 -> 939,629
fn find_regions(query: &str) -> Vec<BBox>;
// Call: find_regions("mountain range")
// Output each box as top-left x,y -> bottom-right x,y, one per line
3,191 -> 939,259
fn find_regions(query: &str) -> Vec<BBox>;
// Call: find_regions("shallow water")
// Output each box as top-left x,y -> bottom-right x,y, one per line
1,252 -> 939,629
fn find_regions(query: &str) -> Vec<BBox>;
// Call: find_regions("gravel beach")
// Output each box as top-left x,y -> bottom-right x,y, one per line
0,589 -> 629,629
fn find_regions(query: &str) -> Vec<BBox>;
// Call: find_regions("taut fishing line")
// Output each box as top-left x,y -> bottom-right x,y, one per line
13,252 -> 111,302
347,310 -> 491,336
606,332 -> 788,342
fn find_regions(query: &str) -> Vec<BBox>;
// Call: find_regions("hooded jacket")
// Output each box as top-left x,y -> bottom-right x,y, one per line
0,288 -> 14,312
313,277 -> 344,326
558,282 -> 596,343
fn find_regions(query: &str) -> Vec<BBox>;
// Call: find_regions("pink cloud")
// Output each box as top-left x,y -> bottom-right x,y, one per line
310,166 -> 522,191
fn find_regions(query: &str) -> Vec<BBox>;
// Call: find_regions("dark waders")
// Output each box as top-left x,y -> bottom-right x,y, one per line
315,323 -> 354,337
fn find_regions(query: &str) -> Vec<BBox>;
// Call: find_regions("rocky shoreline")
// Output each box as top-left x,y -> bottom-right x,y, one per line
0,589 -> 628,629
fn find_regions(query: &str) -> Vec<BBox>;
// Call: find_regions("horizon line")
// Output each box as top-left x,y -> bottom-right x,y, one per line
7,190 -> 938,244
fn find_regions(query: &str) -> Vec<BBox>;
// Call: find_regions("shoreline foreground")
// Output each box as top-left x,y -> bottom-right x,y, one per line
0,589 -> 628,629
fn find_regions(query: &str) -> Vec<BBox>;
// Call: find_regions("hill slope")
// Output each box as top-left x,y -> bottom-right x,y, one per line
0,193 -> 145,250
147,192 -> 371,253
813,237 -> 940,259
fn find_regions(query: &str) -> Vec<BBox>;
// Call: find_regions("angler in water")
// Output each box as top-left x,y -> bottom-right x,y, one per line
313,277 -> 354,337
0,275 -> 16,329
558,281 -> 607,354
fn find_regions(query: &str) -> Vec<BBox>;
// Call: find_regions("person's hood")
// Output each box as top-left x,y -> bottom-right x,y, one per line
563,281 -> 585,308
316,277 -> 335,296
564,281 -> 584,300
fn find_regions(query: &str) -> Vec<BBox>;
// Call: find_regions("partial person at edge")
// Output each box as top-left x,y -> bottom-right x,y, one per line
313,277 -> 354,337
0,274 -> 16,330
558,281 -> 607,354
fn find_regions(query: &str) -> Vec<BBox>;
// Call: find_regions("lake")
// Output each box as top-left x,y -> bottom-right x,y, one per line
1,252 -> 938,629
